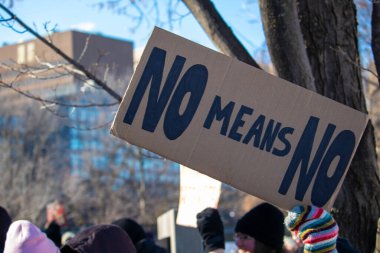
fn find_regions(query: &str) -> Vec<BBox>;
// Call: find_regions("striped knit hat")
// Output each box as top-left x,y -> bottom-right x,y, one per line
285,205 -> 339,253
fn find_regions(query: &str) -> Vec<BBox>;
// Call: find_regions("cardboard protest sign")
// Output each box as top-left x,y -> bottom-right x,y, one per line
110,27 -> 369,210
176,165 -> 222,227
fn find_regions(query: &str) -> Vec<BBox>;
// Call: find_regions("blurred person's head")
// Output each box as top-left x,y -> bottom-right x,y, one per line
60,224 -> 136,253
61,231 -> 75,245
4,220 -> 59,253
112,218 -> 146,245
234,203 -> 284,253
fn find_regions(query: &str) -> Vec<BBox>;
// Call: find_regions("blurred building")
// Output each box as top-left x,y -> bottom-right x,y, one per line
0,30 -> 133,103
0,30 -> 178,181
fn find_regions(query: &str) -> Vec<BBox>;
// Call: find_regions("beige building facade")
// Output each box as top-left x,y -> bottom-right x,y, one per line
0,30 -> 133,104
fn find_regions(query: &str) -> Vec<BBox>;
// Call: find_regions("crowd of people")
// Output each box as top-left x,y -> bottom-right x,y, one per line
0,203 -> 360,253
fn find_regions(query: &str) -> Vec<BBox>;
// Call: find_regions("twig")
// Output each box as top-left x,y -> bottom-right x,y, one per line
0,3 -> 123,102
67,119 -> 114,131
0,80 -> 119,108
330,46 -> 379,81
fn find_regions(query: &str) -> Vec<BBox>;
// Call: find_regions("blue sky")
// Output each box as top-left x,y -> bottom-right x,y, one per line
0,0 -> 265,53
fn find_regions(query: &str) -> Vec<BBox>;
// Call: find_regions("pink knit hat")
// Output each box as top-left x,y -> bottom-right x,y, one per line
4,220 -> 59,253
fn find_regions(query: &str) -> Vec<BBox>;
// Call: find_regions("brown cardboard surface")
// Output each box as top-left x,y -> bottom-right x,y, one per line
110,27 -> 369,211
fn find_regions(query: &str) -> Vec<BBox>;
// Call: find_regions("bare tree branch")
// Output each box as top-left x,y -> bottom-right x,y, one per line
0,0 -> 13,8
363,75 -> 380,87
0,17 -> 27,33
182,0 -> 261,69
331,45 -> 379,82
0,80 -> 119,108
0,3 -> 123,102
77,35 -> 91,64
66,118 -> 114,131
92,0 -> 159,33
167,0 -> 191,28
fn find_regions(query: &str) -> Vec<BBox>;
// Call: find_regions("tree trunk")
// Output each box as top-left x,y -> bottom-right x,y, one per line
261,0 -> 380,251
185,0 -> 380,251
258,0 -> 316,91
296,1 -> 380,252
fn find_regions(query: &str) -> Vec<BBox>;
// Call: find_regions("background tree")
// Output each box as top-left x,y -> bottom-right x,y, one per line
0,89 -> 181,228
182,0 -> 380,251
0,10 -> 180,228
0,96 -> 64,225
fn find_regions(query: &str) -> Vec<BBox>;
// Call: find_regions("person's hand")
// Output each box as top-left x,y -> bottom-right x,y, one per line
196,208 -> 225,252
285,205 -> 339,253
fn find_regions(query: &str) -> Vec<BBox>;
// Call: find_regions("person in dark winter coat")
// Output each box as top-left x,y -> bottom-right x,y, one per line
197,203 -> 342,253
112,218 -> 167,253
286,205 -> 363,253
234,203 -> 284,253
197,202 -> 285,253
60,224 -> 136,253
0,206 -> 11,253
44,221 -> 62,247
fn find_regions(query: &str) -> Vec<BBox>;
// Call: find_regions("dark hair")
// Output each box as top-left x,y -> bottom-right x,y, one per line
60,224 -> 136,253
112,218 -> 146,245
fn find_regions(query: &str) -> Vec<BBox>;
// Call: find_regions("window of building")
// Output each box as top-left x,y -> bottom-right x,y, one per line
17,44 -> 25,64
26,43 -> 35,62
